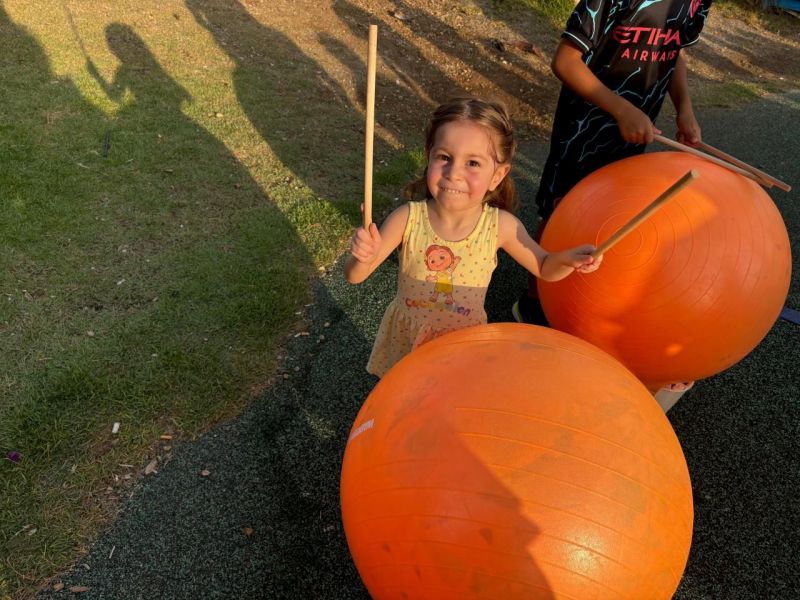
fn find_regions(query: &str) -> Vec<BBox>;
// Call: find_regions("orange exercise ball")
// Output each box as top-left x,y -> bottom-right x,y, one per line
341,323 -> 693,600
539,152 -> 791,389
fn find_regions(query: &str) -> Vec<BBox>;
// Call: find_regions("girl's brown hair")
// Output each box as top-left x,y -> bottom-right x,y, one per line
403,97 -> 518,212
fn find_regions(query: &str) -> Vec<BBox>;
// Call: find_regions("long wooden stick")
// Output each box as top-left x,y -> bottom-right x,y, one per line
363,24 -> 378,228
653,134 -> 762,185
591,170 -> 699,259
696,141 -> 791,192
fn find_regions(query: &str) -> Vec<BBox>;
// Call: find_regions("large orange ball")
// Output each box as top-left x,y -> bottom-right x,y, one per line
341,323 -> 693,599
539,152 -> 791,388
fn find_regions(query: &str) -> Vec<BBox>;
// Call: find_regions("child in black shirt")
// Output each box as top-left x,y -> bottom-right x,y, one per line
514,0 -> 713,327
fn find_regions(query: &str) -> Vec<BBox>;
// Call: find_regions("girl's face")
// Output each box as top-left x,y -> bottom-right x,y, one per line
426,120 -> 510,211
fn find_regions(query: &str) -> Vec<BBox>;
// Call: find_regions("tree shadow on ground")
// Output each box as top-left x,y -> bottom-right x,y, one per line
184,0 -> 398,211
335,0 -> 555,138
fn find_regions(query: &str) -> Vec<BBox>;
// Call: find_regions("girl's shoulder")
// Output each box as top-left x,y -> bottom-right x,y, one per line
379,202 -> 413,240
495,207 -> 527,243
383,202 -> 412,223
495,206 -> 519,226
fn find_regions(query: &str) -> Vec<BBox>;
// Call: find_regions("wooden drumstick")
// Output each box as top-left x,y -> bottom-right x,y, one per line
654,134 -> 762,186
363,24 -> 378,228
695,140 -> 791,192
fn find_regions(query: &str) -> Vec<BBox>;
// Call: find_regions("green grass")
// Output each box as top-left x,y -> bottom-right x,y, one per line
699,80 -> 764,107
493,0 -> 576,30
0,2 -> 357,596
375,150 -> 425,189
715,0 -> 800,29
497,0 -> 800,32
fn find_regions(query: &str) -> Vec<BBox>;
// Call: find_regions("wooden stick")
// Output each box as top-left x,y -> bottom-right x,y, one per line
696,141 -> 791,192
653,134 -> 763,186
363,24 -> 378,228
591,170 -> 699,259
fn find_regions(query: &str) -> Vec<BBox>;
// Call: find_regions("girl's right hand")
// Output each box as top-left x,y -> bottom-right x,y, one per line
350,222 -> 381,264
615,102 -> 660,145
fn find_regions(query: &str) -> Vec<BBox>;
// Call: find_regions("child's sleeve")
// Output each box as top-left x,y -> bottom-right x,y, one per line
562,0 -> 613,55
682,0 -> 714,48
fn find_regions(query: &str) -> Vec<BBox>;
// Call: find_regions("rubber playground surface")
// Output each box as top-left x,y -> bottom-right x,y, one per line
37,93 -> 799,599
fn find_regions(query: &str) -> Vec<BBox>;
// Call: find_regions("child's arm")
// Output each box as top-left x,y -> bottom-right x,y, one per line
344,204 -> 409,284
498,211 -> 602,282
668,51 -> 701,146
551,39 -> 659,144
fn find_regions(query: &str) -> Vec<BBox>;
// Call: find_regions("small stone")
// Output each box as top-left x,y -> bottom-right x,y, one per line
389,9 -> 412,21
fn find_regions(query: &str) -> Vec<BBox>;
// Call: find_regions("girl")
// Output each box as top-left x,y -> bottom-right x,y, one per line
345,98 -> 602,377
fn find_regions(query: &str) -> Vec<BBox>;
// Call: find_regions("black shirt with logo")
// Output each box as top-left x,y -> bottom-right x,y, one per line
536,0 -> 713,218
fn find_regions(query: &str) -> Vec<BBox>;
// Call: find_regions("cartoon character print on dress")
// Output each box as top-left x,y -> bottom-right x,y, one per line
424,244 -> 461,305
366,202 -> 498,378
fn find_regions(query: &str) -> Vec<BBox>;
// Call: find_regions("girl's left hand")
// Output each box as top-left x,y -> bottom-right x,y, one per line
575,256 -> 602,273
570,245 -> 602,273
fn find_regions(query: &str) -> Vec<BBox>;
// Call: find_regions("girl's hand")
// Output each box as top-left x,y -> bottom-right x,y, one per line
344,203 -> 409,284
350,222 -> 381,265
566,244 -> 602,273
675,109 -> 701,147
615,102 -> 660,145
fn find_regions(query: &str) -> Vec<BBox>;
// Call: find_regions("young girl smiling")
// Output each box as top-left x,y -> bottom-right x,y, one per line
345,98 -> 603,377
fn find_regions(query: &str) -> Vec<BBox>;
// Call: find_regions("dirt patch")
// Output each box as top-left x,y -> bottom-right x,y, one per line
250,0 -> 800,147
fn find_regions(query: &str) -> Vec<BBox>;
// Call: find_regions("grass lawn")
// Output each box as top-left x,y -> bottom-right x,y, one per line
0,2 -> 374,595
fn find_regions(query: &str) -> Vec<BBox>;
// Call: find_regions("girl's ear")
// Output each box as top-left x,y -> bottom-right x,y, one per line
489,163 -> 512,191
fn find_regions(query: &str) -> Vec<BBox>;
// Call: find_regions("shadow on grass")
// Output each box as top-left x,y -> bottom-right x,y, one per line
0,6 -> 318,595
184,0 -> 399,212
33,260 -> 385,598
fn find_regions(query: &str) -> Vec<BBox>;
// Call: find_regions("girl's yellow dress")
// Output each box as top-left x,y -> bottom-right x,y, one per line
367,201 -> 499,377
